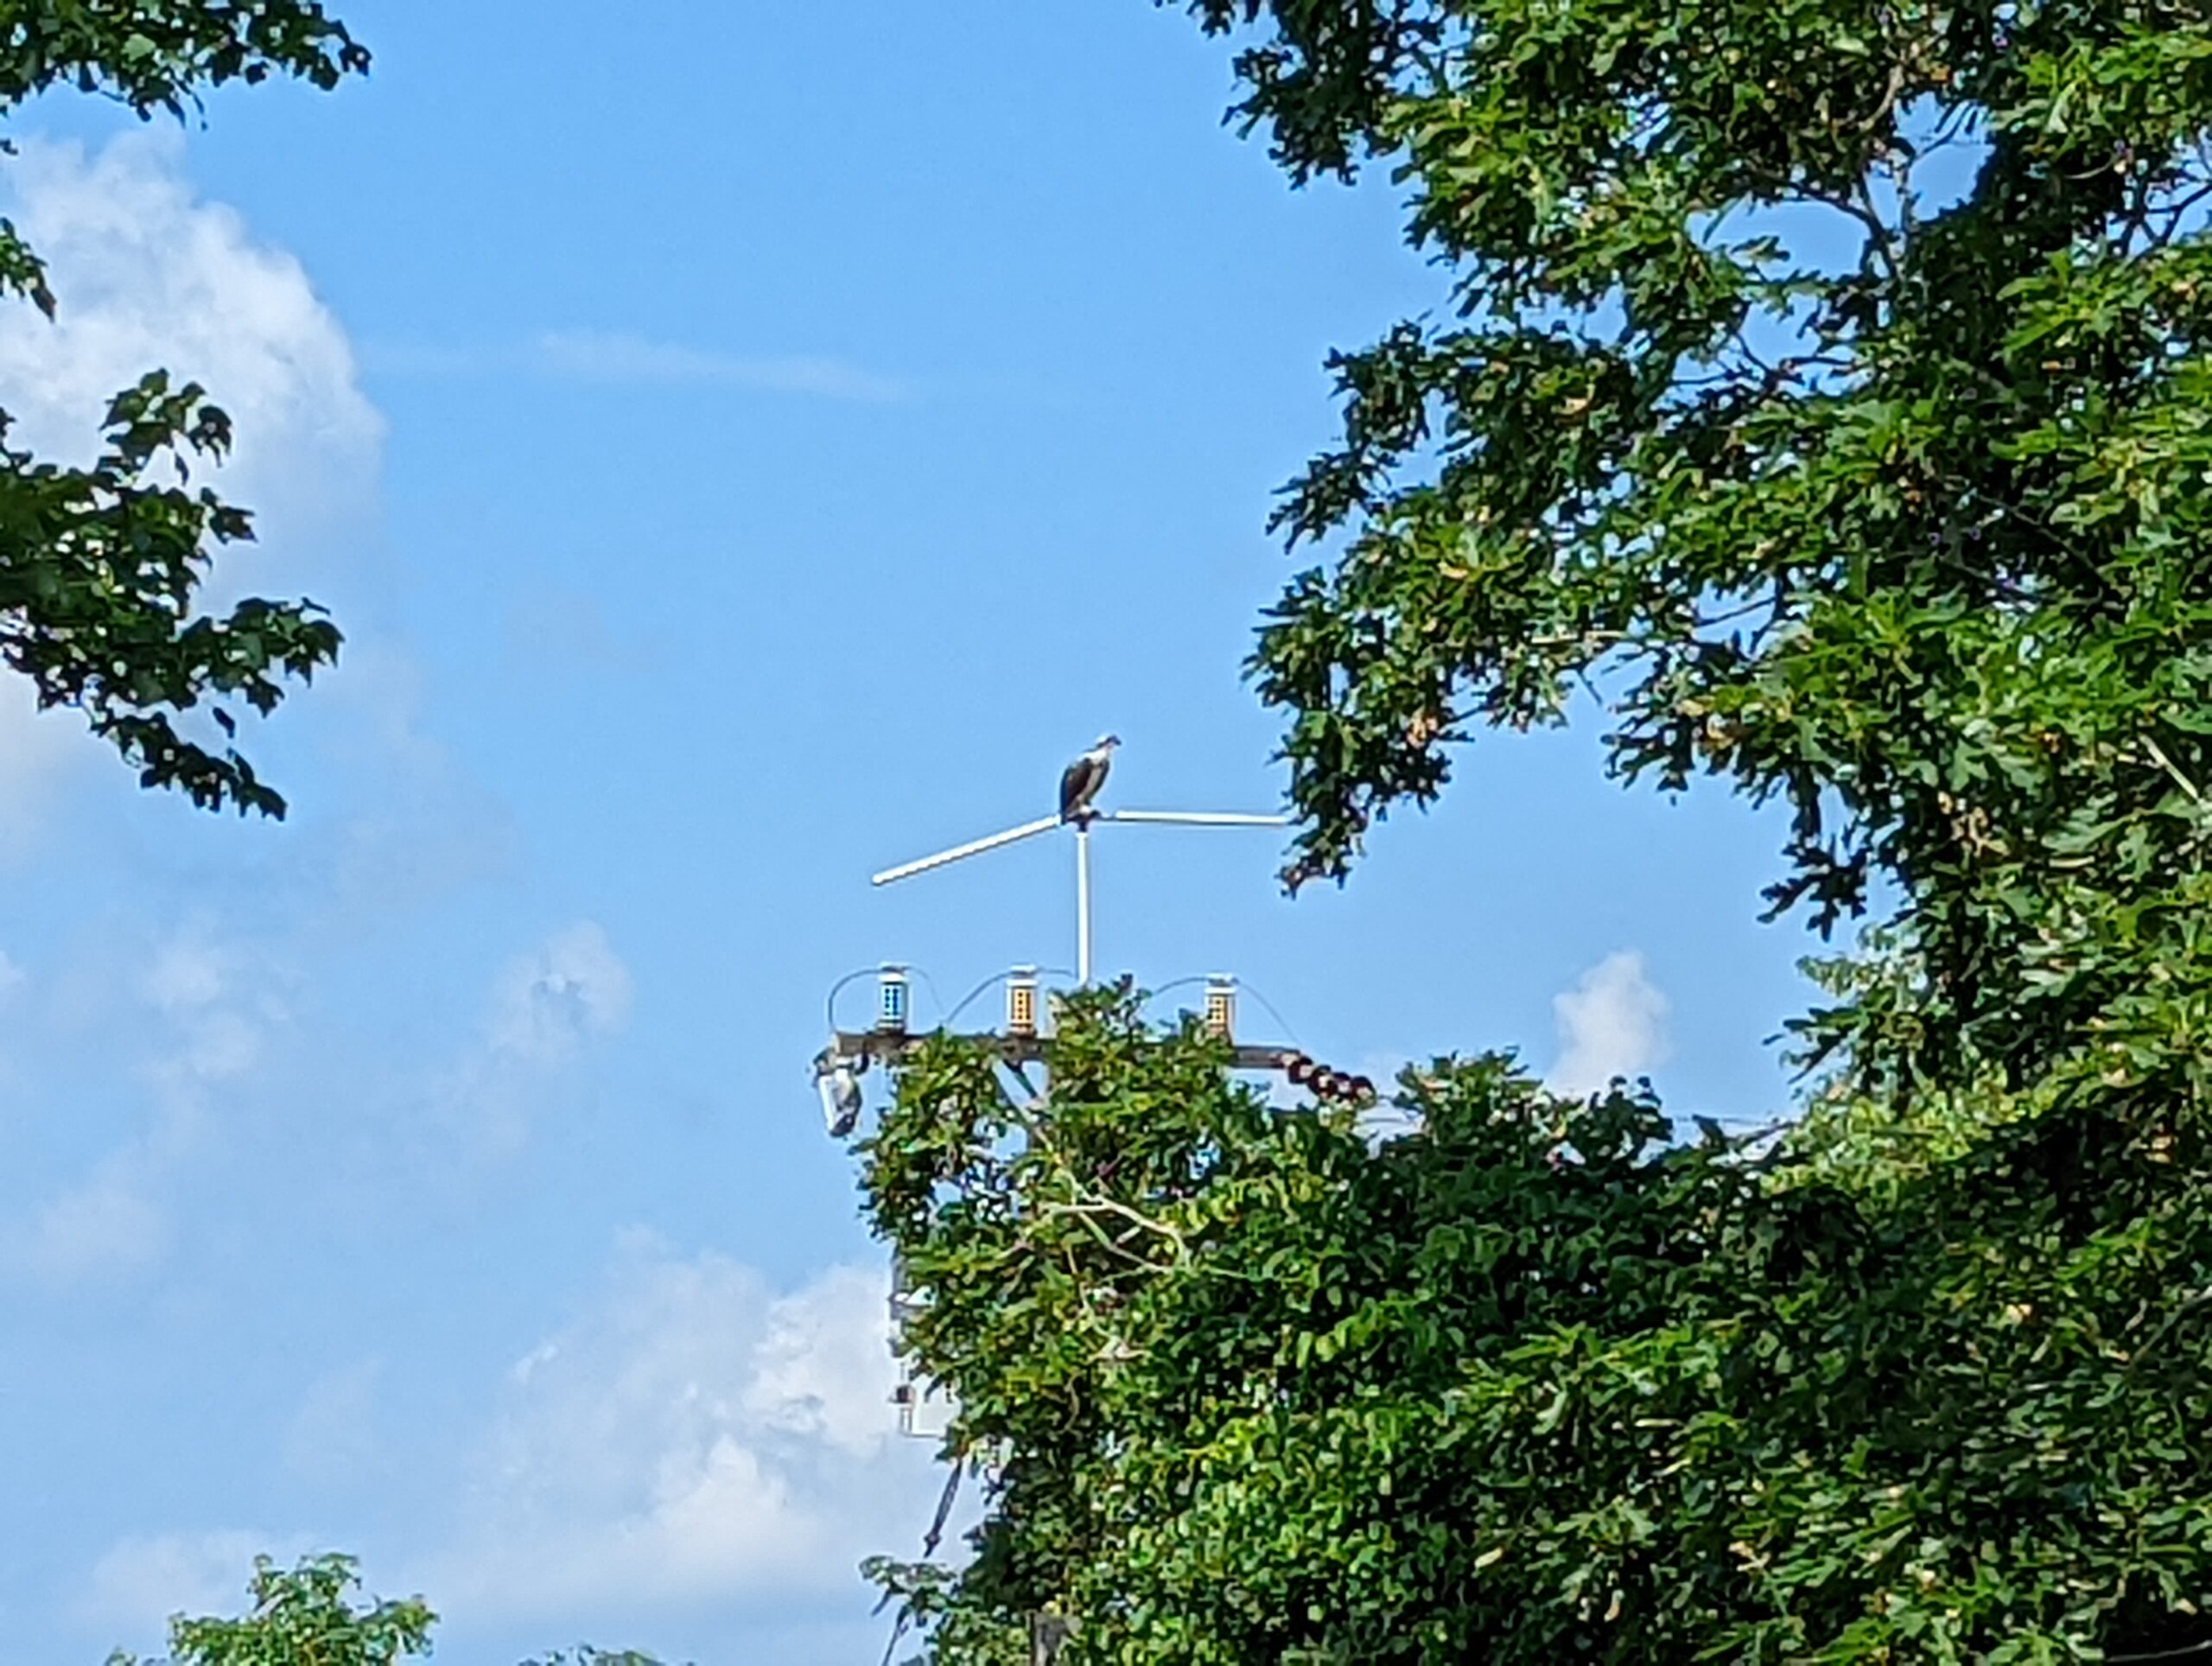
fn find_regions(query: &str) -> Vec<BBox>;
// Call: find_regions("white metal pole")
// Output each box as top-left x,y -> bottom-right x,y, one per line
1098,811 -> 1289,827
867,792 -> 1285,982
1076,824 -> 1092,985
871,814 -> 1061,887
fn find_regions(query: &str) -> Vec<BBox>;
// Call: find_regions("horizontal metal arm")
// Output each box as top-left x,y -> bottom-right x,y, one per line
830,1028 -> 1304,1072
871,809 -> 1287,887
1098,810 -> 1289,827
872,814 -> 1061,886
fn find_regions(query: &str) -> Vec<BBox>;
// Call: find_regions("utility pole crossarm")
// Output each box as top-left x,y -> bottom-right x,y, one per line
1099,811 -> 1289,827
872,814 -> 1062,887
865,738 -> 1289,982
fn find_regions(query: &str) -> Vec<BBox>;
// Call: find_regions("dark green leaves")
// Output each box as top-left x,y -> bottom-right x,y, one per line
0,2 -> 369,122
0,373 -> 340,816
1174,0 -> 2212,1103
861,996 -> 2212,1662
0,2 -> 366,817
862,4 -> 2212,1656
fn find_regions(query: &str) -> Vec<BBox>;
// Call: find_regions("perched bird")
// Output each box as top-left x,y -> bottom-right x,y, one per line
1058,734 -> 1121,825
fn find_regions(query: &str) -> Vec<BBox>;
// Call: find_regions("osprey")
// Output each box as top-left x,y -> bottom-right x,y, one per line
1058,734 -> 1120,825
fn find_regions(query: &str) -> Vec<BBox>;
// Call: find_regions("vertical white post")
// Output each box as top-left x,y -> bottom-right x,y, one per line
1076,825 -> 1092,985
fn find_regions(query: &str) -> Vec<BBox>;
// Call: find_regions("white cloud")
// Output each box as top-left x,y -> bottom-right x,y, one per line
486,921 -> 633,1069
283,1358 -> 385,1487
0,132 -> 382,544
419,922 -> 633,1165
533,328 -> 907,403
9,1162 -> 170,1287
0,677 -> 89,861
3,925 -> 283,1289
9,915 -> 616,1290
1548,950 -> 1671,1098
744,1266 -> 909,1459
142,939 -> 232,1014
79,1529 -> 313,1639
433,1236 -> 932,1622
0,131 -> 385,852
132,927 -> 283,1111
0,948 -> 24,1001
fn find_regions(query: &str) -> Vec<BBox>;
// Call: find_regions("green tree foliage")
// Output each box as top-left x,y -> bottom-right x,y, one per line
862,995 -> 2212,1662
107,1554 -> 433,1666
854,3 -> 2212,1654
100,1550 -> 678,1666
1179,0 -> 2212,1102
0,2 -> 367,816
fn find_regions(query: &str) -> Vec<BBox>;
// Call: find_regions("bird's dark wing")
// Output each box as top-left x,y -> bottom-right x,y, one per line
1059,759 -> 1092,821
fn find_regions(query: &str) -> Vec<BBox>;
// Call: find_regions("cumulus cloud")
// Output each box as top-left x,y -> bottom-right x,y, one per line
1548,950 -> 1671,1098
0,132 -> 385,853
422,922 -> 634,1163
79,1529 -> 314,1640
485,921 -> 633,1070
0,132 -> 382,542
433,1235 -> 931,1621
3,925 -> 282,1289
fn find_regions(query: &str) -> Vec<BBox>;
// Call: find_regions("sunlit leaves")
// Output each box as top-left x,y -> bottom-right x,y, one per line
872,6 -> 2212,1648
1180,0 -> 2212,1103
100,1553 -> 677,1666
107,1554 -> 432,1666
861,996 -> 2212,1661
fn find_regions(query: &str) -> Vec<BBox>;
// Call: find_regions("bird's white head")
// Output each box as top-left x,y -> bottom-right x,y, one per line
1092,734 -> 1122,754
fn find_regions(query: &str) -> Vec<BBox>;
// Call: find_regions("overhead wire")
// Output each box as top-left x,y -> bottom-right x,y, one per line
944,970 -> 1012,1030
908,966 -> 949,1029
824,967 -> 881,1036
826,963 -> 962,1035
1236,980 -> 1304,1050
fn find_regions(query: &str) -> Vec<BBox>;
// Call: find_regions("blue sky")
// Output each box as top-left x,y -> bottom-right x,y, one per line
0,5 -> 1817,1661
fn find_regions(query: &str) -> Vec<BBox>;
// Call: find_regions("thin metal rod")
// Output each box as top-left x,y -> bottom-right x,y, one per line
872,814 -> 1061,887
1098,810 -> 1289,827
1076,825 -> 1092,985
